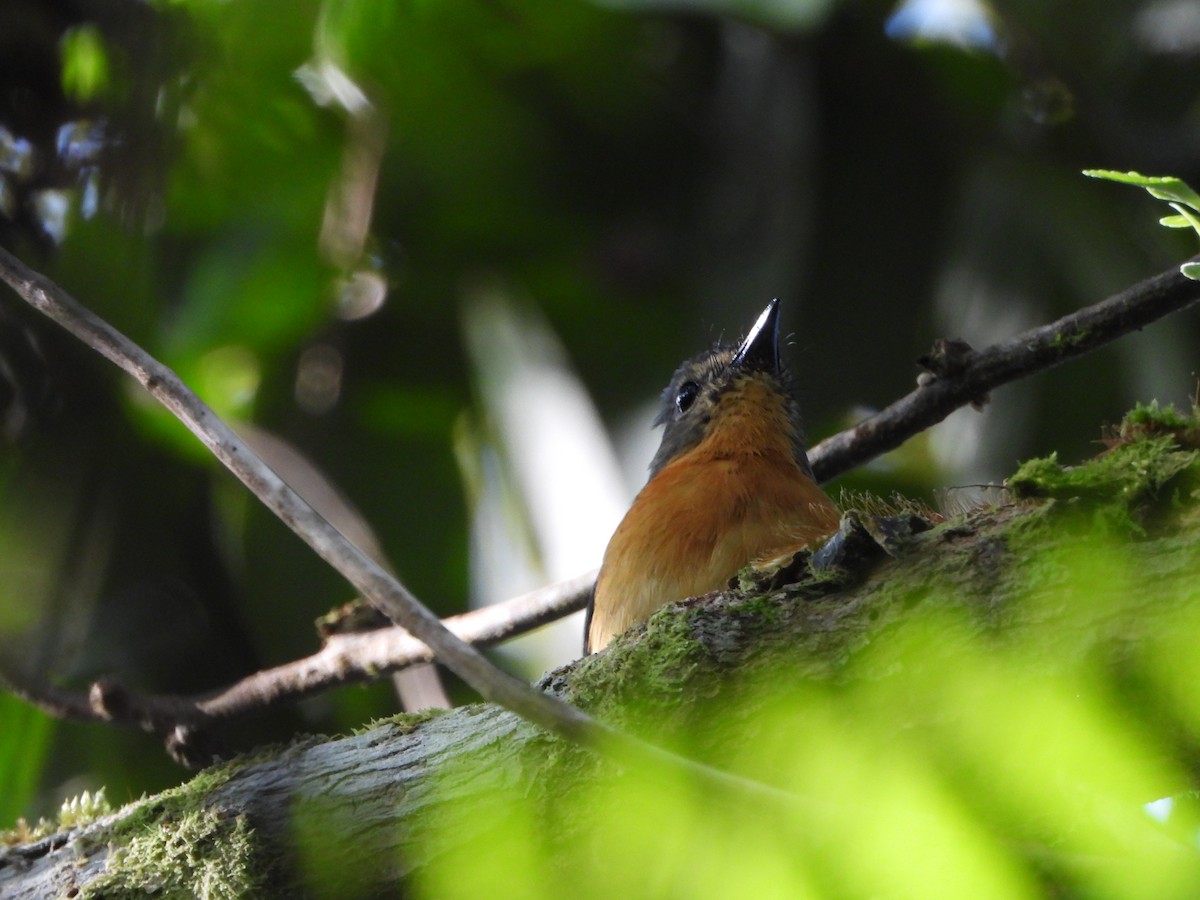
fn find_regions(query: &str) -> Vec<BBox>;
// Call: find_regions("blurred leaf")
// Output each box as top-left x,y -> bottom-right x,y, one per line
357,384 -> 462,440
164,233 -> 328,374
60,26 -> 111,102
192,345 -> 262,420
0,695 -> 55,827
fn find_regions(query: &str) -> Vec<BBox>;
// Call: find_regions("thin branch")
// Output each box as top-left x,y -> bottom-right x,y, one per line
0,570 -> 597,734
0,244 -> 596,741
200,581 -> 589,720
807,259 -> 1200,483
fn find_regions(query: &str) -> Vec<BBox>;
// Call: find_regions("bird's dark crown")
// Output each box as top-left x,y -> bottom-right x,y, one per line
647,302 -> 813,479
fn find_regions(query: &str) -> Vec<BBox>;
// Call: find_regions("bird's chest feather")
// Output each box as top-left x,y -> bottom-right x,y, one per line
613,455 -> 818,567
595,451 -> 837,638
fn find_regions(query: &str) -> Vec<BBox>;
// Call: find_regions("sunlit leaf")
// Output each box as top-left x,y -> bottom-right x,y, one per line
1168,202 -> 1200,239
60,26 -> 110,102
1084,170 -> 1200,280
1160,215 -> 1192,229
1083,169 -> 1200,211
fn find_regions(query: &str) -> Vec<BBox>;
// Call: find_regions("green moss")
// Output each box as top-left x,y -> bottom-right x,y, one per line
1124,399 -> 1195,429
69,740 -> 326,897
1007,435 -> 1198,534
81,808 -> 266,900
733,549 -> 857,597
569,606 -> 704,717
352,705 -> 447,736
58,787 -> 114,829
1051,328 -> 1083,351
729,590 -> 788,626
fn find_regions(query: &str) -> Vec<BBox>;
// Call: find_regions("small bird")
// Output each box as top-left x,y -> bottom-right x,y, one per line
585,299 -> 840,653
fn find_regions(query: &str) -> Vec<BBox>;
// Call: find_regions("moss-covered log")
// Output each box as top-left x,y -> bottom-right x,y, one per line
4,409 -> 1200,897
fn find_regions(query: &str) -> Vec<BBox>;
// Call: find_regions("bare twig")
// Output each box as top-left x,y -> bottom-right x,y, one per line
0,569 -> 596,734
202,567 -> 593,720
807,260 -> 1200,483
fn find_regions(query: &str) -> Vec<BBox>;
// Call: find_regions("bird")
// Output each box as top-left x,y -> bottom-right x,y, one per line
584,299 -> 840,654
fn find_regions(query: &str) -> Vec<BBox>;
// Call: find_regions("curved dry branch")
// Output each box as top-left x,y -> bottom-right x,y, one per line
0,570 -> 596,740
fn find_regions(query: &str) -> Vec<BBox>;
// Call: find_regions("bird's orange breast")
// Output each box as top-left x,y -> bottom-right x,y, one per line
588,379 -> 839,652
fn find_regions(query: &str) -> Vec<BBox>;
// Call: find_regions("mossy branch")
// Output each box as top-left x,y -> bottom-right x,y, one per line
6,420 -> 1200,896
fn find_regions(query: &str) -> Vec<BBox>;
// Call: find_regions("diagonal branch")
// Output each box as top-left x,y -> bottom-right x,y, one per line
0,245 -> 595,740
807,260 -> 1200,483
0,246 -> 788,803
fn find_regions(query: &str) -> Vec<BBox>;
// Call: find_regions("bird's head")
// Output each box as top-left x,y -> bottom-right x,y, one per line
648,299 -> 813,478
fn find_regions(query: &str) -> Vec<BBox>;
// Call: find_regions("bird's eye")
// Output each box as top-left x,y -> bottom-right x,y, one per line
675,381 -> 699,414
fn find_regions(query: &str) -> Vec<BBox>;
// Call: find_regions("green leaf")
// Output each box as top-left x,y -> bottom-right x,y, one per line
1168,202 -> 1200,238
1087,170 -> 1200,275
1083,169 -> 1200,212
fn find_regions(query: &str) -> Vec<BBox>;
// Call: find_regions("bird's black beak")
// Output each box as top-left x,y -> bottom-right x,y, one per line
731,298 -> 780,374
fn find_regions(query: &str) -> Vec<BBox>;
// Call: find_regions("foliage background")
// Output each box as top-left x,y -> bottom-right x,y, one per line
1,0 -> 1199,844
